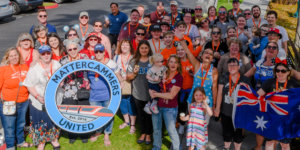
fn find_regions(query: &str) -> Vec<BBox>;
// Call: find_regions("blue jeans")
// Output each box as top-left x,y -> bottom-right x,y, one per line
152,107 -> 180,150
119,95 -> 136,116
89,101 -> 113,134
0,100 -> 29,149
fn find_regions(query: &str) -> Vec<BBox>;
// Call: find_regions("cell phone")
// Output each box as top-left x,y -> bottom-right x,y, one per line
244,26 -> 248,30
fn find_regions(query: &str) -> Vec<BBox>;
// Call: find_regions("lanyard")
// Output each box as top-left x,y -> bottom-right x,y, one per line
229,74 -> 240,96
231,53 -> 240,62
80,24 -> 88,38
40,61 -> 53,80
212,41 -> 220,51
121,54 -> 131,72
152,39 -> 161,53
18,47 -> 32,62
95,57 -> 106,79
234,8 -> 240,16
252,18 -> 261,27
155,11 -> 165,19
186,24 -> 191,36
38,38 -> 47,46
10,65 -> 22,82
163,71 -> 178,92
171,13 -> 178,25
200,64 -> 210,87
209,16 -> 216,21
128,23 -> 139,36
276,79 -> 287,92
236,29 -> 241,37
69,54 -> 80,62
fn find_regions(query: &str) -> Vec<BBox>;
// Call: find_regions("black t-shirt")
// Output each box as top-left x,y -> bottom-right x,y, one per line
219,73 -> 251,117
261,78 -> 300,94
204,40 -> 229,67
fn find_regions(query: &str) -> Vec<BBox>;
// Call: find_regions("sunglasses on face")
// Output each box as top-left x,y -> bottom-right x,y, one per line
212,31 -> 221,35
244,13 -> 251,15
136,32 -> 145,36
41,52 -> 51,56
89,38 -> 98,42
39,15 -> 47,18
68,48 -> 77,52
68,34 -> 77,37
204,51 -> 213,56
201,20 -> 207,24
80,16 -> 88,19
267,45 -> 278,50
218,11 -> 226,14
95,50 -> 104,54
275,69 -> 287,73
94,25 -> 102,27
195,8 -> 202,11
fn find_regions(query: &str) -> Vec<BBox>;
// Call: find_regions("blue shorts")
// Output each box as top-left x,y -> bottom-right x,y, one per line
119,95 -> 136,116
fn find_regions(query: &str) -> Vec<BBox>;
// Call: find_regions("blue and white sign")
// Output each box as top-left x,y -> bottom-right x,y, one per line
45,60 -> 121,133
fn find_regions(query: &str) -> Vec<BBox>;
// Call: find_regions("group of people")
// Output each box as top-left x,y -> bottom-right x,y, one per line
0,0 -> 299,150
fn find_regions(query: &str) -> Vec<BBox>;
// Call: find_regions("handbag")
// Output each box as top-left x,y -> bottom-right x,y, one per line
2,84 -> 20,116
77,88 -> 90,101
122,80 -> 132,95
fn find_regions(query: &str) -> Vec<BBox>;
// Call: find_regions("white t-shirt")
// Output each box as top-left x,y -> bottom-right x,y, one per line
113,54 -> 133,78
148,39 -> 166,54
23,60 -> 61,110
199,29 -> 211,45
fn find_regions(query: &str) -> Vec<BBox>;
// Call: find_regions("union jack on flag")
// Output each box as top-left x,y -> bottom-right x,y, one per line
233,84 -> 300,140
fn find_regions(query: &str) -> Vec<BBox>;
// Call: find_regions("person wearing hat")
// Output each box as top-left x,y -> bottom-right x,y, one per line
30,9 -> 57,36
92,20 -> 112,58
118,9 -> 142,42
228,0 -> 243,21
168,1 -> 182,29
80,32 -> 110,59
160,22 -> 171,36
194,5 -> 203,28
88,43 -> 121,145
198,17 -> 211,46
132,26 -> 147,51
23,45 -> 61,149
75,11 -> 93,42
148,24 -> 165,54
266,10 -> 288,53
211,6 -> 236,39
15,33 -> 39,67
150,1 -> 168,24
104,2 -> 128,50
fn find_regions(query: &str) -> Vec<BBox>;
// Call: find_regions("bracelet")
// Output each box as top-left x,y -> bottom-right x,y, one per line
34,94 -> 39,99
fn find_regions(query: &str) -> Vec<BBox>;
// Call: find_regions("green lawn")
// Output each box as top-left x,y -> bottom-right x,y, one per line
217,0 -> 244,10
19,113 -> 172,150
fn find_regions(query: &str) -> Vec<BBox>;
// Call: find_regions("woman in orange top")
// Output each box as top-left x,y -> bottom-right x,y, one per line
16,33 -> 39,67
0,47 -> 32,149
47,33 -> 66,61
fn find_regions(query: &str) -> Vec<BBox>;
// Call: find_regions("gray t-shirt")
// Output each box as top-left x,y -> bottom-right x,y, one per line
246,17 -> 268,30
75,23 -> 94,42
211,18 -> 236,39
127,59 -> 151,101
147,66 -> 167,84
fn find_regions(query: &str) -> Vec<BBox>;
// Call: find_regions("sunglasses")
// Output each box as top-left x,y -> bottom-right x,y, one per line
212,31 -> 221,35
68,48 -> 78,52
195,8 -> 202,11
81,16 -> 88,19
68,34 -> 77,37
136,32 -> 145,36
39,15 -> 47,18
218,11 -> 226,14
244,13 -> 251,15
201,20 -> 207,24
89,38 -> 98,42
94,25 -> 102,27
95,51 -> 104,54
204,51 -> 213,56
41,52 -> 51,56
267,45 -> 278,50
275,69 -> 287,73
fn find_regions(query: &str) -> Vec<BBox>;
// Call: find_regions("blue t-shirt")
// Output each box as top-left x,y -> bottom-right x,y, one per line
108,11 -> 128,34
254,59 -> 274,90
88,72 -> 110,101
30,23 -> 57,35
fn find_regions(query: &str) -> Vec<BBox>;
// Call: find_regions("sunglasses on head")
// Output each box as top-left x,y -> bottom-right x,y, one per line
89,38 -> 98,42
68,47 -> 77,52
94,25 -> 102,27
41,52 -> 51,56
212,31 -> 221,35
244,13 -> 251,15
267,45 -> 277,50
136,32 -> 145,36
81,16 -> 88,19
219,11 -> 226,14
95,50 -> 104,54
275,69 -> 287,73
39,15 -> 47,18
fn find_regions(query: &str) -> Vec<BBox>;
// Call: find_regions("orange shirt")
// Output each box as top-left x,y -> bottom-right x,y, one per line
0,64 -> 29,102
181,59 -> 194,89
161,46 -> 177,64
174,35 -> 200,57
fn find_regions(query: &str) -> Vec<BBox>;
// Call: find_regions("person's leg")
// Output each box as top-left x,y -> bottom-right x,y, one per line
254,134 -> 264,150
119,95 -> 130,129
0,103 -> 16,149
152,108 -> 162,150
265,140 -> 276,150
280,142 -> 290,150
221,114 -> 234,148
133,97 -> 146,141
101,100 -> 113,146
127,96 -> 137,133
162,107 -> 180,150
37,143 -> 45,150
16,100 -> 29,146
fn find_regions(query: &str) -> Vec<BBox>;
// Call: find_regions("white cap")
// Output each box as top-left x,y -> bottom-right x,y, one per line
170,1 -> 178,6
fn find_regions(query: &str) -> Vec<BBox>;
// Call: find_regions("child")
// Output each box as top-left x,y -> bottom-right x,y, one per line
144,53 -> 167,114
143,14 -> 151,38
180,87 -> 213,150
251,26 -> 261,49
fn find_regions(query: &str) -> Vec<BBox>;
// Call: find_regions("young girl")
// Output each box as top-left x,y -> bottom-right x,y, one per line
144,53 -> 166,114
180,87 -> 213,150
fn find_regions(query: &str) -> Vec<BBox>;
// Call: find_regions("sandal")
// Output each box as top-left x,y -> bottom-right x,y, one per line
104,138 -> 111,146
119,122 -> 129,129
17,142 -> 33,148
129,125 -> 136,134
90,132 -> 101,142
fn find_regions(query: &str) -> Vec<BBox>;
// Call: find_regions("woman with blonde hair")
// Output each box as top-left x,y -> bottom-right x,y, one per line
16,33 -> 39,67
0,47 -> 32,149
33,25 -> 48,49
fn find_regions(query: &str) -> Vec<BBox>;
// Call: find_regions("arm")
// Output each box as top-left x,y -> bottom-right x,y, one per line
126,63 -> 139,81
180,104 -> 191,121
27,87 -> 44,104
257,88 -> 266,97
291,69 -> 300,81
203,100 -> 213,116
214,84 -> 223,117
283,41 -> 288,53
152,85 -> 181,100
244,66 -> 256,77
31,50 -> 40,66
180,40 -> 200,71
212,68 -> 218,109
103,36 -> 112,58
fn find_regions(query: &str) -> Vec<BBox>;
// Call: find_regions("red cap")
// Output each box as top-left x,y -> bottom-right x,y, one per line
267,28 -> 282,39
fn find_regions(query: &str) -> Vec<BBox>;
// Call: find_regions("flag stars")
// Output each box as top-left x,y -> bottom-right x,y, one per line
254,116 -> 268,131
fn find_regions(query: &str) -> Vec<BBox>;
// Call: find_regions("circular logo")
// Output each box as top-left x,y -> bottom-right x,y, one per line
45,60 -> 121,133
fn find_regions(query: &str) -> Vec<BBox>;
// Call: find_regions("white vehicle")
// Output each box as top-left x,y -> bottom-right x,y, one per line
0,0 -> 13,20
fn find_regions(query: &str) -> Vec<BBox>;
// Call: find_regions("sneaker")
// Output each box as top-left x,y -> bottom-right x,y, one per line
150,102 -> 159,114
178,124 -> 185,135
143,103 -> 152,115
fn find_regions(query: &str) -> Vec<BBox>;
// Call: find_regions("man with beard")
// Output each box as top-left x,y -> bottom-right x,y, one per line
168,1 -> 182,30
211,6 -> 236,39
118,9 -> 141,42
150,1 -> 168,24
247,5 -> 268,30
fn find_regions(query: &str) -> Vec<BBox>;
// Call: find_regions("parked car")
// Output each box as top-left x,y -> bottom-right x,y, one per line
10,0 -> 43,15
0,0 -> 13,20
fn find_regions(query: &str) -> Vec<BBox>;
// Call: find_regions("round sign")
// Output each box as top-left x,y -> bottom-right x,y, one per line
45,60 -> 121,133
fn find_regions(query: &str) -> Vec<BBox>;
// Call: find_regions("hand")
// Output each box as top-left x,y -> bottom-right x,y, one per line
154,76 -> 160,82
149,90 -> 156,98
180,115 -> 189,121
214,52 -> 221,59
37,95 -> 45,104
133,65 -> 140,74
213,108 -> 220,117
174,28 -> 184,39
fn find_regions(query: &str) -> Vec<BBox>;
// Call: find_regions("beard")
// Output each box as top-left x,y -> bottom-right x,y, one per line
253,13 -> 260,19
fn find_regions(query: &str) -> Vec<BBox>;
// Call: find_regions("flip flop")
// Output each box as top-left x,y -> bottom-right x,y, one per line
17,142 -> 33,148
119,122 -> 129,129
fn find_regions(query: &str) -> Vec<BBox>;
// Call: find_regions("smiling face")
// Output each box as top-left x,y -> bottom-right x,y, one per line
267,14 -> 277,26
151,30 -> 161,39
209,7 -> 216,16
229,42 -> 240,55
121,41 -> 130,54
252,7 -> 261,18
218,7 -> 227,19
20,39 -> 32,49
275,65 -> 290,81
37,11 -> 47,24
67,44 -> 78,58
183,13 -> 192,24
176,45 -> 186,58
163,34 -> 173,46
95,50 -> 105,60
79,15 -> 89,25
37,29 -> 47,38
135,29 -> 146,41
110,4 -> 119,14
153,56 -> 164,67
139,43 -> 150,57
177,24 -> 186,33
8,50 -> 20,65
88,37 -> 99,47
93,22 -> 103,33
130,11 -> 140,23
228,61 -> 240,75
40,51 -> 52,63
201,49 -> 214,63
227,28 -> 236,38
170,5 -> 177,14
194,90 -> 206,103
237,17 -> 246,28
211,28 -> 221,40
68,30 -> 78,40
167,57 -> 179,72
48,37 -> 59,49
265,42 -> 278,59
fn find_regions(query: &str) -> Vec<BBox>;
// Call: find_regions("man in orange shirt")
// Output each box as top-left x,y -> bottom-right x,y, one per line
161,31 -> 176,64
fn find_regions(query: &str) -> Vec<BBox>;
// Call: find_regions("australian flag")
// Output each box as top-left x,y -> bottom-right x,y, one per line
233,83 -> 300,140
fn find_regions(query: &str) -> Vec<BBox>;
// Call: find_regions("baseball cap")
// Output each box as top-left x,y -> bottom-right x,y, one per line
94,44 -> 105,52
160,22 -> 170,28
267,28 -> 282,39
170,1 -> 178,6
79,11 -> 89,18
150,24 -> 162,32
86,32 -> 98,40
39,45 -> 52,54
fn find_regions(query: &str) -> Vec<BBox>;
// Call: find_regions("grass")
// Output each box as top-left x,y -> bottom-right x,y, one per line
19,112 -> 172,150
217,0 -> 244,10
